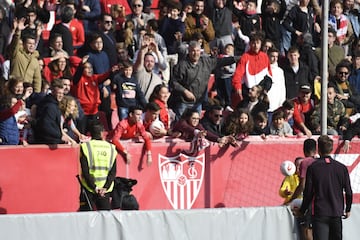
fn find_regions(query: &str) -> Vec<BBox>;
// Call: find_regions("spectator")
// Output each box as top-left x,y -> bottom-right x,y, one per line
50,6 -> 74,57
310,85 -> 349,135
237,84 -> 269,120
330,61 -> 360,115
59,95 -> 87,144
215,43 -> 236,107
0,6 -> 10,56
43,33 -> 68,58
206,0 -> 234,49
282,0 -> 320,47
297,135 -> 352,240
79,122 -> 117,211
116,42 -> 133,64
143,101 -> 167,138
232,32 -> 272,107
292,83 -> 314,137
158,1 -> 185,55
76,0 -> 101,33
170,40 -> 237,119
267,47 -> 286,118
133,41 -> 164,101
183,0 -> 215,55
233,0 -> 262,38
299,33 -> 320,82
315,27 -> 345,79
112,60 -> 147,120
33,78 -> 65,144
280,99 -> 295,127
85,32 -> 112,130
200,105 -> 226,137
283,46 -> 312,99
149,83 -> 172,130
172,108 -> 228,146
261,0 -> 286,50
126,0 -> 154,36
329,0 -> 354,56
8,17 -> 42,93
42,52 -> 81,82
349,49 -> 360,93
72,55 -> 119,134
250,111 -> 270,139
111,105 -> 152,166
269,109 -> 293,137
224,108 -> 254,141
0,86 -> 32,145
63,0 -> 85,54
98,14 -> 118,67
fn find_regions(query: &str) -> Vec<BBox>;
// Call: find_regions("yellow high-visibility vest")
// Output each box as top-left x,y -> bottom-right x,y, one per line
80,140 -> 116,193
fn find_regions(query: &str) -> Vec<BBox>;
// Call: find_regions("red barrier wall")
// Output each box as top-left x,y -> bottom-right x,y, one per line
0,137 -> 359,214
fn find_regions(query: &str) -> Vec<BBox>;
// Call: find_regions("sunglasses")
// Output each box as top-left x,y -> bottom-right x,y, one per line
339,72 -> 349,75
133,4 -> 143,7
104,20 -> 112,24
214,114 -> 223,118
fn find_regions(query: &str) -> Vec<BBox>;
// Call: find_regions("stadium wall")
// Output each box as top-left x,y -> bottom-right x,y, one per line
0,205 -> 359,240
0,136 -> 359,214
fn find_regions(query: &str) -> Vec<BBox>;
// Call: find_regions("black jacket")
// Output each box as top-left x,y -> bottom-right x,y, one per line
34,94 -> 64,144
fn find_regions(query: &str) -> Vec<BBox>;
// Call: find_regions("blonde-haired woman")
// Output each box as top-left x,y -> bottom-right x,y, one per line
59,95 -> 88,144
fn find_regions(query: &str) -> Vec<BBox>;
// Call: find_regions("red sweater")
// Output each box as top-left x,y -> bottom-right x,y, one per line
73,72 -> 110,115
293,98 -> 314,134
111,118 -> 151,152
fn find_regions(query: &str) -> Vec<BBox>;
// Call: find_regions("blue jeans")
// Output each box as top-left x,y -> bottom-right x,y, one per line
174,102 -> 202,121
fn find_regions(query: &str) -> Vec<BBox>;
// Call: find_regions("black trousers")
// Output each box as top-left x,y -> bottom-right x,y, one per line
312,216 -> 342,240
78,189 -> 111,211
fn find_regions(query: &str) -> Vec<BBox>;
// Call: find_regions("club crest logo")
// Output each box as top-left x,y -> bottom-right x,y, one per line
158,153 -> 205,209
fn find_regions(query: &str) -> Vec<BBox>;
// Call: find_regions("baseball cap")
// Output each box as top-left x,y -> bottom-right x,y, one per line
299,83 -> 312,93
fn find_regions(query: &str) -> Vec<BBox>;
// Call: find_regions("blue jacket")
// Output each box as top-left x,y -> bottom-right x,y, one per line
0,115 -> 19,145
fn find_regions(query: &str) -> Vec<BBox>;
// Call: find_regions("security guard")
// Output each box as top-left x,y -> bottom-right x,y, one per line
79,123 -> 117,211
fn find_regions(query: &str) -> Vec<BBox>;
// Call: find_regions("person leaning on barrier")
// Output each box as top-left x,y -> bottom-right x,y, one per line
79,122 -> 117,211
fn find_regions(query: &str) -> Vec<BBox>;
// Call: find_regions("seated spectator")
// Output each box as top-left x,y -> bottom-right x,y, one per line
112,61 -> 147,120
149,83 -> 172,130
33,79 -> 65,144
224,108 -> 254,141
330,61 -> 360,115
309,85 -> 349,136
270,110 -> 293,137
172,108 -> 228,146
250,111 -> 270,139
143,102 -> 167,138
59,95 -> 88,144
292,84 -> 315,137
111,105 -> 152,166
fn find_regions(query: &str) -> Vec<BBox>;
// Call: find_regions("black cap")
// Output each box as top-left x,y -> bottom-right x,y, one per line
299,83 -> 312,93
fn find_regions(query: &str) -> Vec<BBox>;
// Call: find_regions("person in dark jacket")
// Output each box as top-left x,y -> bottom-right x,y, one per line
296,135 -> 352,240
282,46 -> 312,99
33,78 -> 65,144
200,105 -> 225,137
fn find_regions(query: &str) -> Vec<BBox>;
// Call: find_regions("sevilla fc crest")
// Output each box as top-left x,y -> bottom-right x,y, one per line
158,153 -> 205,209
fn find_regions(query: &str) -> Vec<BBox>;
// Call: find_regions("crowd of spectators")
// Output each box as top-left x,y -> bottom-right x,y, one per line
2,0 -> 360,156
